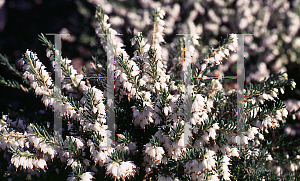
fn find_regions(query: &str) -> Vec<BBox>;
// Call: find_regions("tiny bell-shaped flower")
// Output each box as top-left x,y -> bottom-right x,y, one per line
291,81 -> 296,90
280,87 -> 285,94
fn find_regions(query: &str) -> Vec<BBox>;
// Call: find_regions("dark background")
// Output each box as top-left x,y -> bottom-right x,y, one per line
0,0 -> 101,117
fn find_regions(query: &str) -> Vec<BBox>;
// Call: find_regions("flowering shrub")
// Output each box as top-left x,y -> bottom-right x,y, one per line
85,0 -> 300,136
0,4 -> 300,181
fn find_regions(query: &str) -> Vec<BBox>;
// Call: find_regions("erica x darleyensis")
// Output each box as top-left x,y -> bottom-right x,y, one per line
0,3 -> 298,181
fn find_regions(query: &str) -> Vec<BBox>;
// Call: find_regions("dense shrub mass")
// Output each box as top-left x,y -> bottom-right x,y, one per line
0,1 -> 300,181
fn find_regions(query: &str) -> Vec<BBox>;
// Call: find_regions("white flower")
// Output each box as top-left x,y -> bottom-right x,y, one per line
223,48 -> 230,56
35,61 -> 42,70
214,54 -> 221,61
163,107 -> 169,116
155,147 -> 165,161
35,159 -> 47,169
262,116 -> 272,128
206,157 -> 216,170
67,158 -> 80,168
261,93 -> 269,100
258,133 -> 264,140
23,157 -> 34,169
275,166 -> 282,176
222,155 -> 231,166
131,70 -> 139,76
139,78 -> 146,86
282,108 -> 288,117
247,127 -> 259,140
145,143 -> 165,162
158,8 -> 165,19
11,157 -> 21,168
75,138 -> 85,149
106,161 -> 136,180
227,44 -> 235,52
80,172 -> 94,181
208,123 -> 219,140
266,154 -> 273,161
230,148 -> 239,157
154,82 -> 161,90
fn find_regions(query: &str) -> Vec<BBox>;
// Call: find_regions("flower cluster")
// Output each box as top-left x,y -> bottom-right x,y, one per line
87,0 -> 300,138
105,161 -> 137,180
0,2 -> 300,181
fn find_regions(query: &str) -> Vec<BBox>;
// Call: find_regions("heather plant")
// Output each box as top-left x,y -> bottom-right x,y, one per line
86,0 -> 300,133
0,5 -> 300,181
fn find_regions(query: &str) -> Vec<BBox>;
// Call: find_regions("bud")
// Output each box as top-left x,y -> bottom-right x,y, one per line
271,91 -> 277,98
117,134 -> 126,140
282,73 -> 288,80
280,87 -> 285,94
265,129 -> 269,133
291,81 -> 296,90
